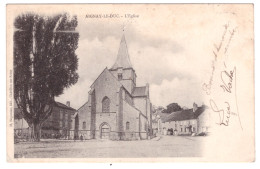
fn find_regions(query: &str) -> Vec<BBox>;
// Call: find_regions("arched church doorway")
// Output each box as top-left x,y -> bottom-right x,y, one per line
100,122 -> 110,139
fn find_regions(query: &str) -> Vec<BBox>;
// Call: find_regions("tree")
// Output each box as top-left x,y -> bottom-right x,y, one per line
14,13 -> 79,141
162,103 -> 182,114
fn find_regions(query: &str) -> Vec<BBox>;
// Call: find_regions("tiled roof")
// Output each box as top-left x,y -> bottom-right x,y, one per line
132,86 -> 147,97
161,106 -> 206,123
14,101 -> 76,120
54,102 -> 76,111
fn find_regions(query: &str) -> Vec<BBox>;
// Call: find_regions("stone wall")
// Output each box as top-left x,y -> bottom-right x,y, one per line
122,100 -> 140,140
90,90 -> 96,139
92,69 -> 121,113
133,97 -> 147,116
95,112 -> 117,139
139,113 -> 148,139
77,101 -> 91,131
75,68 -> 152,141
110,68 -> 136,93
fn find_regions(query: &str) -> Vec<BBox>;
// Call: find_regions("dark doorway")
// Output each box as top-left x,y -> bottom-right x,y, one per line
100,123 -> 110,139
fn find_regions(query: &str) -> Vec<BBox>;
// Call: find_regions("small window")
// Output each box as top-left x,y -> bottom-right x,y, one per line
126,122 -> 130,130
60,111 -> 63,120
118,73 -> 122,80
70,120 -> 73,129
83,122 -> 86,130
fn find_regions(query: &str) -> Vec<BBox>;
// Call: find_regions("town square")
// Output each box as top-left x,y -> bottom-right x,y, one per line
8,4 -> 255,161
14,135 -> 206,158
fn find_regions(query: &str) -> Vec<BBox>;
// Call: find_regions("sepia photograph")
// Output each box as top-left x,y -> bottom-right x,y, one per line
6,4 -> 254,162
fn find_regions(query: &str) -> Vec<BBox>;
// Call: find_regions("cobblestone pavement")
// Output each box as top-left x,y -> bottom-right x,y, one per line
14,135 -> 206,158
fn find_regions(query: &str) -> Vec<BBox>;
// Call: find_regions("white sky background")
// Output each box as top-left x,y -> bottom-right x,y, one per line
55,5 -> 232,109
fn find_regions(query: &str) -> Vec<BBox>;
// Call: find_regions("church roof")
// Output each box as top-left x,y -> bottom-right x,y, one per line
90,67 -> 123,89
132,86 -> 147,97
111,35 -> 133,69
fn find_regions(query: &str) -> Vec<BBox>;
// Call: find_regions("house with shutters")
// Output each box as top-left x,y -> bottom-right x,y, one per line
14,101 -> 77,140
160,103 -> 211,136
76,35 -> 152,140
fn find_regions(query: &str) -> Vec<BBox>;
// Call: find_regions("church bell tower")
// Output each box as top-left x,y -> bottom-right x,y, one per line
109,35 -> 136,93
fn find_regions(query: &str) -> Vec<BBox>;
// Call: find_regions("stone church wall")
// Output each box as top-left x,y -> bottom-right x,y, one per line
76,68 -> 151,140
110,68 -> 136,93
139,114 -> 148,139
77,102 -> 91,130
95,112 -> 117,139
92,70 -> 120,113
133,97 -> 147,116
123,100 -> 140,140
77,101 -> 92,139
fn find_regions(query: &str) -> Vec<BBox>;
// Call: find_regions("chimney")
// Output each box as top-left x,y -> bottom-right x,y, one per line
193,102 -> 198,112
146,83 -> 149,97
66,101 -> 70,107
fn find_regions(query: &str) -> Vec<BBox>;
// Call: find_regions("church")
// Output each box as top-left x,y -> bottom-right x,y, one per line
75,35 -> 152,140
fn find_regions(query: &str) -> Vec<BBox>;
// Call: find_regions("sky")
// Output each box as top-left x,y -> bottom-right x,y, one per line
55,5 -> 230,109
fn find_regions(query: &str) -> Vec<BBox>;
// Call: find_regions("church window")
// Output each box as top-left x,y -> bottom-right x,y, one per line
83,121 -> 86,130
126,122 -> 130,130
118,73 -> 122,80
102,96 -> 110,112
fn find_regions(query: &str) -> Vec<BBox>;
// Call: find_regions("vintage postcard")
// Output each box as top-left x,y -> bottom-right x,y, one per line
6,4 -> 254,162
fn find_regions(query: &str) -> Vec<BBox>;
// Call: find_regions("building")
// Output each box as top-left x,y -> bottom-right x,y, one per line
41,101 -> 77,139
14,104 -> 29,140
76,35 -> 152,140
161,103 -> 211,136
14,101 -> 77,140
151,113 -> 162,136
